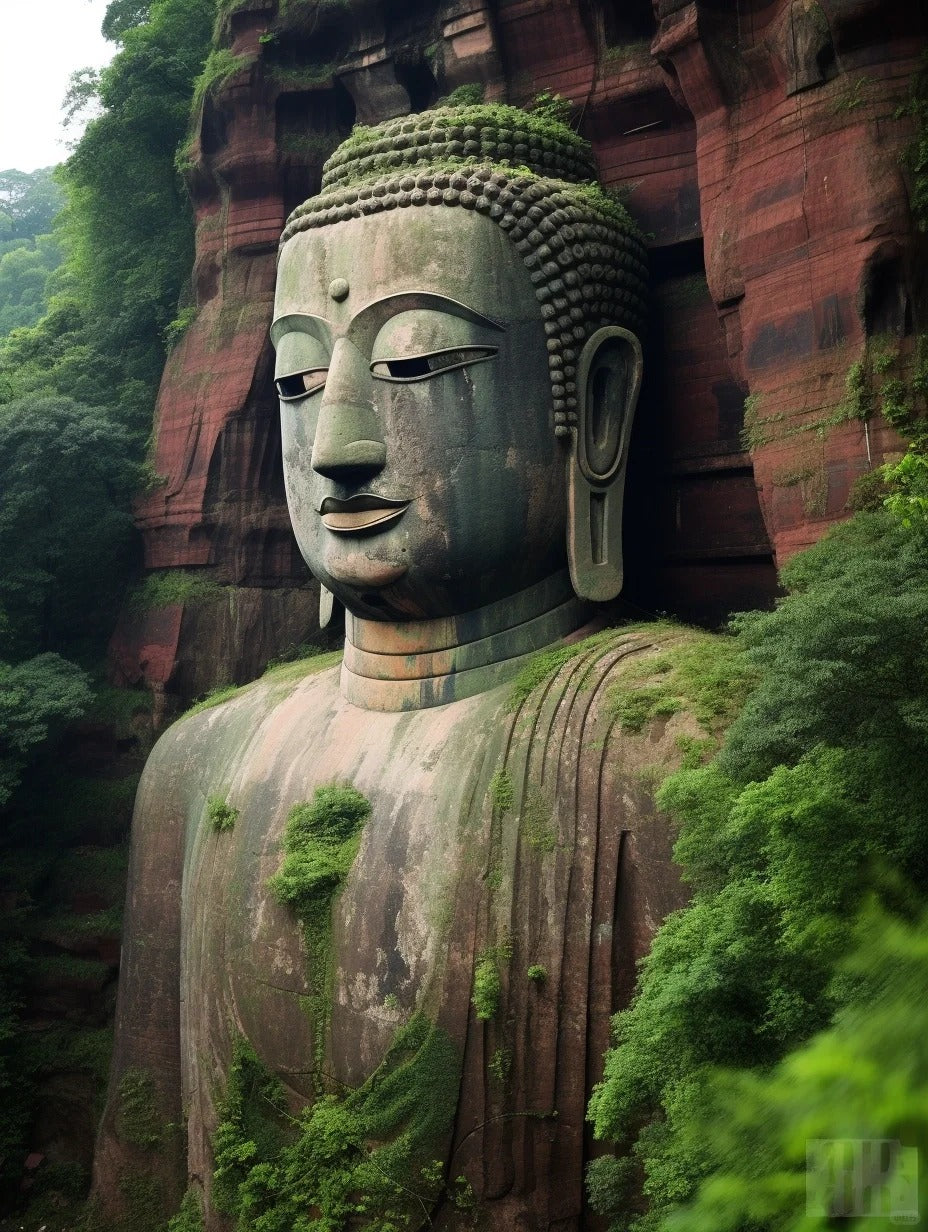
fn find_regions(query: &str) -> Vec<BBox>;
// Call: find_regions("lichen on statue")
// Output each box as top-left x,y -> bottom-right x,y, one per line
93,105 -> 695,1231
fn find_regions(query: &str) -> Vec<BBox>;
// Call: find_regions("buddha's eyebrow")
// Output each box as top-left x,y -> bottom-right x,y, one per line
270,293 -> 504,350
270,313 -> 330,349
349,291 -> 505,333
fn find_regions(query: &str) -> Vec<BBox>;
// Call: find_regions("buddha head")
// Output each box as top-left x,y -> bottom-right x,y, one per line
272,104 -> 647,623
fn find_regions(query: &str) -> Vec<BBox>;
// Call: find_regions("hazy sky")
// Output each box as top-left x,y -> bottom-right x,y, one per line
1,0 -> 114,172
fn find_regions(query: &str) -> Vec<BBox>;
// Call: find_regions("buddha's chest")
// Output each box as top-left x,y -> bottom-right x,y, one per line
178,672 -> 510,1102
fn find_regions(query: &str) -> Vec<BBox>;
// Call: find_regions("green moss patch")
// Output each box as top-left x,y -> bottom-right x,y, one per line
206,795 -> 238,833
507,628 -> 620,711
127,569 -> 226,612
488,768 -> 514,812
608,626 -> 756,743
115,1067 -> 163,1151
212,1016 -> 461,1230
268,785 -> 371,1080
472,939 -> 512,1021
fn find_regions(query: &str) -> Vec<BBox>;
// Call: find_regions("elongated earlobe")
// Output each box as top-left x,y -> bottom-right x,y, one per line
319,584 -> 334,629
567,326 -> 643,601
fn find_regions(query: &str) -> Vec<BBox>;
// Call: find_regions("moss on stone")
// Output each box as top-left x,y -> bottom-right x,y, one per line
206,794 -> 238,833
488,767 -> 514,812
212,1015 -> 461,1230
127,569 -> 227,612
506,628 -> 620,711
488,1046 -> 512,1087
211,1039 -> 290,1217
522,789 -> 557,853
268,785 -> 371,1081
608,627 -> 755,743
472,938 -> 512,1021
115,1067 -> 163,1151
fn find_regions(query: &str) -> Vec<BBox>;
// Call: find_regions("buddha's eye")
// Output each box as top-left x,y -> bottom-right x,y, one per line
275,368 -> 328,401
370,346 -> 497,383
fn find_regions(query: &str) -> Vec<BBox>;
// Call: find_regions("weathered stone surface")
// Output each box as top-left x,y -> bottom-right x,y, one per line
125,0 -> 924,693
653,0 -> 923,560
95,628 -> 695,1227
110,585 -> 323,703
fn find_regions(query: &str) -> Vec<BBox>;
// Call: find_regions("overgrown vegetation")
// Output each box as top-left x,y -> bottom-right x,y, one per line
472,939 -> 512,1021
212,1016 -> 461,1230
587,504 -> 928,1229
268,786 -> 371,1080
207,795 -> 238,833
0,0 -> 215,1211
115,1067 -> 163,1150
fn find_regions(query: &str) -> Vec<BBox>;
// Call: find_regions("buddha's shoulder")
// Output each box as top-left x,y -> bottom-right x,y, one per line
508,621 -> 742,755
149,650 -> 344,763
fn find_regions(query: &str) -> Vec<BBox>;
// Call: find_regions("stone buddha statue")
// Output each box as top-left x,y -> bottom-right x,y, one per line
94,106 -> 694,1230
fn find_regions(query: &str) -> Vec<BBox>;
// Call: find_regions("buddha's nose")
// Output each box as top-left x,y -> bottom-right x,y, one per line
311,337 -> 386,480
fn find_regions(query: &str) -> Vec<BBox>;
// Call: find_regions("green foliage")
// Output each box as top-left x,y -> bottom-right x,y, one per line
192,48 -> 255,109
528,90 -> 574,126
507,628 -> 617,710
128,569 -> 225,611
207,795 -> 238,833
167,1187 -> 205,1232
269,786 -> 371,921
269,786 -> 371,1078
488,1046 -> 512,1087
115,1067 -> 163,1150
472,939 -> 512,1021
441,83 -> 485,106
213,1015 -> 461,1231
0,168 -> 63,241
587,1155 -> 635,1225
211,1039 -> 290,1216
663,908 -> 928,1232
883,445 -> 928,532
162,304 -> 197,349
0,396 -> 138,661
1,0 -> 216,445
527,964 -> 547,984
0,232 -> 63,336
0,654 -> 92,808
587,508 -> 928,1231
488,768 -> 513,812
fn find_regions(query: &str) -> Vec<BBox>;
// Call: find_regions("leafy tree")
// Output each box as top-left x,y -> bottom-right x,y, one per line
663,908 -> 928,1232
0,396 -> 138,661
588,510 -> 928,1231
0,654 -> 92,810
0,169 -> 63,242
57,0 -> 215,440
0,234 -> 63,336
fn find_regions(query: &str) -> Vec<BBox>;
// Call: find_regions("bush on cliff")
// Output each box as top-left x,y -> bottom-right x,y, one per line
588,508 -> 928,1230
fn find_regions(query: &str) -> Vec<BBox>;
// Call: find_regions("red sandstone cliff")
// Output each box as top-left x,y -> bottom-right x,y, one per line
116,0 -> 925,699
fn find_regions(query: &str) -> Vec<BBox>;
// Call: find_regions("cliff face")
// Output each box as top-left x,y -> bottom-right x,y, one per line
120,0 -> 924,695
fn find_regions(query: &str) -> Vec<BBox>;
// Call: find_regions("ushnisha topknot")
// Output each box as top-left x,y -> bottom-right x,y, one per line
280,104 -> 648,438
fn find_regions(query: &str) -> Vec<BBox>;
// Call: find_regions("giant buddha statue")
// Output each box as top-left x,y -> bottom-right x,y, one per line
94,105 -> 699,1230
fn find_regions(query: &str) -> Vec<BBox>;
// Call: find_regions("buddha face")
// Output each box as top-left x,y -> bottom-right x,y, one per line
272,206 -> 567,621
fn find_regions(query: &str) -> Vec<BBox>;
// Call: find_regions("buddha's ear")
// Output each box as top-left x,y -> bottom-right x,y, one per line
566,326 -> 643,602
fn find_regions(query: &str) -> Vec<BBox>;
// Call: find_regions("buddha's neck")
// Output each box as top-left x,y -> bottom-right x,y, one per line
341,570 -> 588,711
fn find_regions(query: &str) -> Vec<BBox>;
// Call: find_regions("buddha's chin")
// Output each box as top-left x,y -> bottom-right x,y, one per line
323,550 -> 408,590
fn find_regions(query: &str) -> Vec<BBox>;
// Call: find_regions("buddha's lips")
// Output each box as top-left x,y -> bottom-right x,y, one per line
319,494 -> 410,534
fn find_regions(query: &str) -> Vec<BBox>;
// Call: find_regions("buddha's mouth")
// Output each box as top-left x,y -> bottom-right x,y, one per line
319,493 -> 411,534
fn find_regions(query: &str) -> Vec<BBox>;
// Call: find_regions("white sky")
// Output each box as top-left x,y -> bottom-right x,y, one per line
0,0 -> 114,172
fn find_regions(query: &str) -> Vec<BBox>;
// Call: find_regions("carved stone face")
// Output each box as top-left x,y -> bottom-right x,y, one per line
273,206 -> 567,621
